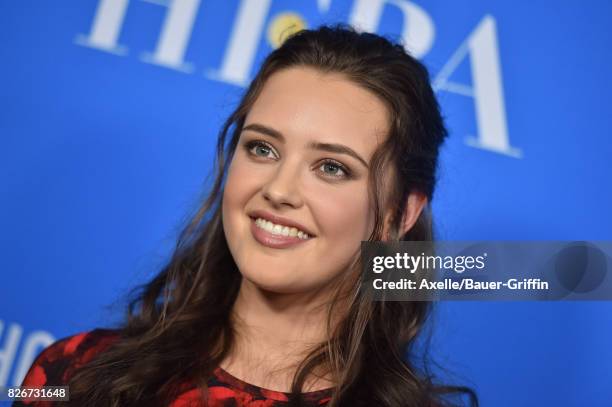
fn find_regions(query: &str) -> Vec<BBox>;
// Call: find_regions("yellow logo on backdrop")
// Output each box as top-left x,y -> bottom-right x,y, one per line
267,12 -> 307,48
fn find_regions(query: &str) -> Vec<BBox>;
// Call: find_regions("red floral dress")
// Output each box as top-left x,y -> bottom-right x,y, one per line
13,328 -> 333,406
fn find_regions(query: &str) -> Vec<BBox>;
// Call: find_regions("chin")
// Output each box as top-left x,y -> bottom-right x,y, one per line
239,267 -> 315,295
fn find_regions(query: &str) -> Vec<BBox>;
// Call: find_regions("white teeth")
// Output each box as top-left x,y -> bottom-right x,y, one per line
254,218 -> 310,240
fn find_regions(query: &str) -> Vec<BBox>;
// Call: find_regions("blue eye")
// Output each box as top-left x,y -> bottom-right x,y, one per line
245,140 -> 277,159
319,160 -> 351,179
254,145 -> 270,156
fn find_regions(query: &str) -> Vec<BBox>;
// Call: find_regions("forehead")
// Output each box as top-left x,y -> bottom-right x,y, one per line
246,67 -> 389,159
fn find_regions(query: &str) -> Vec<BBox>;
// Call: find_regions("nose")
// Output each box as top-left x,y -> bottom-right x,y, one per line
261,161 -> 304,209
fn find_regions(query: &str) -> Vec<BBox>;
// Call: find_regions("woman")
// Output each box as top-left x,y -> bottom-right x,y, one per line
16,25 -> 477,407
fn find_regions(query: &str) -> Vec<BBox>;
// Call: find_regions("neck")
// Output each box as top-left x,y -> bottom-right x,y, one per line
220,277 -> 339,392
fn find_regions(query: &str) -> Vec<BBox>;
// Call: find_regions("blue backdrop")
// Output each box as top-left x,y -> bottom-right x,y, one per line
1,1 -> 611,406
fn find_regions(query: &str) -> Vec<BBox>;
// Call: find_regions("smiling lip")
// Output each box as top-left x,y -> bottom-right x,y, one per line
247,209 -> 315,249
247,209 -> 316,237
250,219 -> 312,249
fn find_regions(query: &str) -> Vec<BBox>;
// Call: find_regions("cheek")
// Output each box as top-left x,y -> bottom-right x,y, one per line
223,156 -> 258,207
304,182 -> 371,288
222,158 -> 256,235
310,181 -> 371,241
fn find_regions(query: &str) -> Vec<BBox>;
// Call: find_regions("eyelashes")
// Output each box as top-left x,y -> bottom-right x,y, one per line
318,160 -> 352,180
242,139 -> 354,180
244,140 -> 278,160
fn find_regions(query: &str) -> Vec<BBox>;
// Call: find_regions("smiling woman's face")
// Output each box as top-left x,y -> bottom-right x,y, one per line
222,67 -> 390,295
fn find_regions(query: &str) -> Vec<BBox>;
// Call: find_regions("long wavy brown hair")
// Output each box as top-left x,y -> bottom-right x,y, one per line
67,24 -> 477,407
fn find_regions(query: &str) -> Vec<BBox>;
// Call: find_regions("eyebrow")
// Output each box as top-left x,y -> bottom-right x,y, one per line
242,123 -> 369,169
